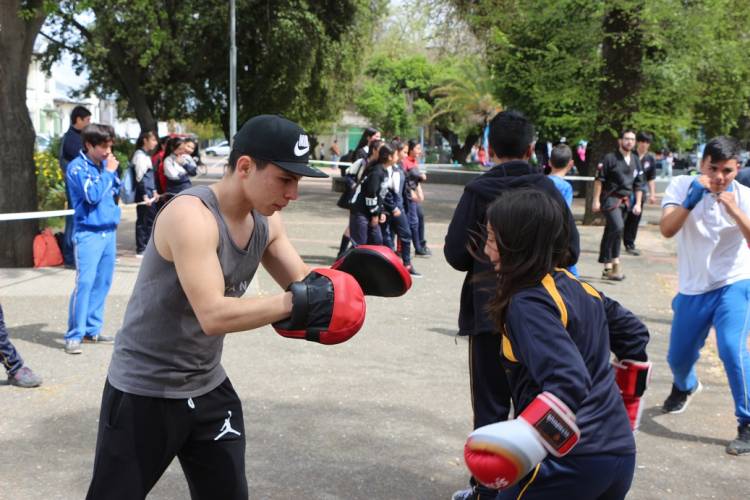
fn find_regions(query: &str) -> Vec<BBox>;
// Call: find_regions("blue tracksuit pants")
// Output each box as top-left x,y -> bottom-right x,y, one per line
65,229 -> 117,341
667,279 -> 750,425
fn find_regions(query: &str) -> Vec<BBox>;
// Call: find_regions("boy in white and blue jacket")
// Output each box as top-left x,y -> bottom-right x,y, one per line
64,124 -> 121,355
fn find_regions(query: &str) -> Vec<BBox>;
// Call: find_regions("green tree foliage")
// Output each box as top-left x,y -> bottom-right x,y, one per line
354,53 -> 438,137
354,53 -> 494,161
41,0 -> 386,135
451,0 -> 750,149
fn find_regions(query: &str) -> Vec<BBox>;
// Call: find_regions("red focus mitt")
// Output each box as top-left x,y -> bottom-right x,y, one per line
613,358 -> 652,431
272,268 -> 365,345
331,245 -> 412,297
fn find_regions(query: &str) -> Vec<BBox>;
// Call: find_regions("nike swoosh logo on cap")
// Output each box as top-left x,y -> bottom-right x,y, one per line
294,134 -> 310,156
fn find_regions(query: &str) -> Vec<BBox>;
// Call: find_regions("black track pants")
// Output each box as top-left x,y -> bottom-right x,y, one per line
87,378 -> 247,500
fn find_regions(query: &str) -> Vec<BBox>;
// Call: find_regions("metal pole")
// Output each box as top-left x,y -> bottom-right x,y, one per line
229,0 -> 237,146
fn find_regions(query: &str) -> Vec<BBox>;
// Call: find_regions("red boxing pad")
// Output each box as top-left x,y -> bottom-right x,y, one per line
273,268 -> 366,345
613,359 -> 652,398
331,245 -> 412,297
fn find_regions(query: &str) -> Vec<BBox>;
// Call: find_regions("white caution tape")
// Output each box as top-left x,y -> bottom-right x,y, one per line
0,199 -> 159,221
0,209 -> 74,221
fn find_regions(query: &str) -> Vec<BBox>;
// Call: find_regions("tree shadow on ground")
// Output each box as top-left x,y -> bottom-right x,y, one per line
638,406 -> 729,447
7,323 -> 63,351
1,395 -> 465,500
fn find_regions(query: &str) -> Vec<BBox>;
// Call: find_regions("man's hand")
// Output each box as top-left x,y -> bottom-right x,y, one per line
682,176 -> 710,210
716,190 -> 740,217
648,194 -> 657,205
592,200 -> 601,213
105,153 -> 119,173
632,204 -> 642,216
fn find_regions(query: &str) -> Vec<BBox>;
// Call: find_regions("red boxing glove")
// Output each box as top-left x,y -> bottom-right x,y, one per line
272,268 -> 365,345
613,359 -> 652,431
464,392 -> 580,490
331,245 -> 411,297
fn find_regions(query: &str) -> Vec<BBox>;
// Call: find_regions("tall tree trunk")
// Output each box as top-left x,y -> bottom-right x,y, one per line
436,126 -> 480,164
584,3 -> 644,224
0,1 -> 46,266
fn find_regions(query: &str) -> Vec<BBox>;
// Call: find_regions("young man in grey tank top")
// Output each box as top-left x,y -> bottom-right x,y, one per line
86,116 -> 352,499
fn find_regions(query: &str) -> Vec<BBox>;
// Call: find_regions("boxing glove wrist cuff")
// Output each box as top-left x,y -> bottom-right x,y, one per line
286,281 -> 309,329
519,392 -> 580,457
682,178 -> 707,210
613,359 -> 652,398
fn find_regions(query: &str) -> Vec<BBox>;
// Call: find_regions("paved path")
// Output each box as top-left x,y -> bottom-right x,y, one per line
0,173 -> 746,499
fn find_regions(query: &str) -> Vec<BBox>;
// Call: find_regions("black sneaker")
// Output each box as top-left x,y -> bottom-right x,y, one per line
662,381 -> 702,414
726,424 -> 750,455
415,247 -> 432,257
406,265 -> 422,278
83,334 -> 115,344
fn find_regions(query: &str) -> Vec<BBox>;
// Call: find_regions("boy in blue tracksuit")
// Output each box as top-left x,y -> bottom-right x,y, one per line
64,124 -> 121,355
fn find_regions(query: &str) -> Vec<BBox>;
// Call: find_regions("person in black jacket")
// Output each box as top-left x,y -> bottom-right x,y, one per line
592,130 -> 643,280
132,130 -> 160,256
336,128 -> 381,256
623,131 -> 656,256
383,140 -> 420,277
348,143 -> 394,247
445,110 -> 580,500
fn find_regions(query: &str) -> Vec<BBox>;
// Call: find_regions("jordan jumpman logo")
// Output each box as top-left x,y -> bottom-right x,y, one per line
214,410 -> 242,441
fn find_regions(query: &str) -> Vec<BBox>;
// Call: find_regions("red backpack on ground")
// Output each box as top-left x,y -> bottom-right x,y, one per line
33,228 -> 64,268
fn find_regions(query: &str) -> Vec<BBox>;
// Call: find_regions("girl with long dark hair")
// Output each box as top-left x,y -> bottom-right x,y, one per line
462,189 -> 649,500
132,130 -> 160,256
348,143 -> 395,247
335,128 -> 381,257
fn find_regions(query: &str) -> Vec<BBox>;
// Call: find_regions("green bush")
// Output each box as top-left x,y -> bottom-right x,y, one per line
35,150 -> 67,229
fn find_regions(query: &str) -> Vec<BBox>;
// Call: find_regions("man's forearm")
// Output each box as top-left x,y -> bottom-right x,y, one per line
593,180 -> 602,201
660,206 -> 690,238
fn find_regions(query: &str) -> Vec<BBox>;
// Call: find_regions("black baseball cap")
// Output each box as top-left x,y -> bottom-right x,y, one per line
231,115 -> 328,178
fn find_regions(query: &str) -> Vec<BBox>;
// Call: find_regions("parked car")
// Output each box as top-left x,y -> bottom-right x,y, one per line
204,140 -> 230,156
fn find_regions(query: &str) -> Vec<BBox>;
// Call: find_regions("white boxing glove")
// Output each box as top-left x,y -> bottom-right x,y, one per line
464,392 -> 580,490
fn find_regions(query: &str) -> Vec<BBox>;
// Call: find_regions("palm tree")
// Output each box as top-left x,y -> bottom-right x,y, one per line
429,59 -> 501,163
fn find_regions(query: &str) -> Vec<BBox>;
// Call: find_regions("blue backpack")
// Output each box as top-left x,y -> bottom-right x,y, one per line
120,161 -> 137,204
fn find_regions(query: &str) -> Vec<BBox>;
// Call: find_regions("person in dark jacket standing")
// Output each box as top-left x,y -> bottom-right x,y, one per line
444,110 -> 580,500
59,105 -> 92,268
592,130 -> 643,280
623,132 -> 657,256
348,144 -> 393,247
132,130 -> 160,256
